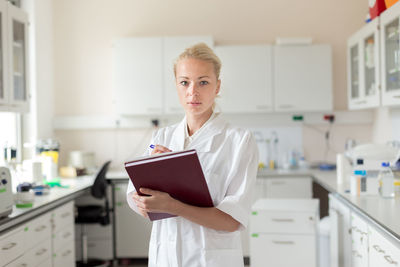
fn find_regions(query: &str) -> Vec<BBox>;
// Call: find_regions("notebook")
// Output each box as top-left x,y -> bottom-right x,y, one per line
125,149 -> 214,221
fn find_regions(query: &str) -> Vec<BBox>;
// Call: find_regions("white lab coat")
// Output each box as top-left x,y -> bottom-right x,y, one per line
126,113 -> 258,267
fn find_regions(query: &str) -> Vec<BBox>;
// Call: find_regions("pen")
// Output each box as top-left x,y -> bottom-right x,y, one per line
149,144 -> 155,149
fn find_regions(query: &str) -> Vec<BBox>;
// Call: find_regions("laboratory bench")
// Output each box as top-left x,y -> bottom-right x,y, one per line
1,169 -> 400,267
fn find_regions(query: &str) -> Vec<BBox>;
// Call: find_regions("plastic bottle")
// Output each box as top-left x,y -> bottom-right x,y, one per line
379,162 -> 395,198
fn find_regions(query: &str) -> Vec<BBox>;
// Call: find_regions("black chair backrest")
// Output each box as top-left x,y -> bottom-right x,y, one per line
91,161 -> 111,199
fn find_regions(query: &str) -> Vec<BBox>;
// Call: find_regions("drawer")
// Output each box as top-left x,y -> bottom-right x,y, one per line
265,177 -> 312,199
369,226 -> 400,267
53,241 -> 75,267
75,223 -> 112,240
36,258 -> 52,267
0,226 -> 25,266
52,201 -> 74,233
53,224 -> 74,252
26,213 -> 51,249
8,238 -> 51,267
250,233 -> 316,267
75,238 -> 113,261
250,210 -> 317,234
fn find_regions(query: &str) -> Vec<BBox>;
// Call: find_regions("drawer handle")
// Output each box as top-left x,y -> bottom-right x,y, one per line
61,212 -> 70,218
279,105 -> 294,109
393,95 -> 400,99
36,248 -> 48,256
35,225 -> 47,232
272,240 -> 294,245
271,218 -> 294,222
373,244 -> 385,253
352,250 -> 362,258
2,242 -> 17,250
63,232 -> 71,238
270,181 -> 286,185
17,264 -> 27,267
62,250 -> 72,257
384,255 -> 398,265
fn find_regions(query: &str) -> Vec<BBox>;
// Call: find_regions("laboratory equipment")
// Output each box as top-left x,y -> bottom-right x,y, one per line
379,162 -> 395,198
0,167 -> 13,218
15,182 -> 34,208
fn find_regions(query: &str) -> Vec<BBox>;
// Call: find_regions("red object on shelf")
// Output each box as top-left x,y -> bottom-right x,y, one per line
323,114 -> 335,123
369,0 -> 387,19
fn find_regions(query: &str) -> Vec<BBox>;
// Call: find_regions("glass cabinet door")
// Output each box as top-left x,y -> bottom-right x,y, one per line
384,18 -> 400,92
7,3 -> 29,112
0,1 -> 7,107
363,34 -> 377,97
350,45 -> 360,100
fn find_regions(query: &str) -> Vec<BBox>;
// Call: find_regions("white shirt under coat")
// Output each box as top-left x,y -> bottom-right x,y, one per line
126,113 -> 259,267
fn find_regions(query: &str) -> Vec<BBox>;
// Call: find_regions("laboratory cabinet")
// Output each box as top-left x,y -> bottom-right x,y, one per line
0,0 -> 29,113
250,198 -> 319,267
113,36 -> 213,116
368,224 -> 400,267
347,18 -> 381,110
351,212 -> 369,267
114,182 -> 152,258
263,176 -> 312,199
380,1 -> 400,106
329,194 -> 352,267
0,201 -> 75,267
273,45 -> 333,112
215,45 -> 273,113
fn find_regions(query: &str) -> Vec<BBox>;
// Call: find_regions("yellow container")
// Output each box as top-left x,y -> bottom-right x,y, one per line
385,0 -> 399,9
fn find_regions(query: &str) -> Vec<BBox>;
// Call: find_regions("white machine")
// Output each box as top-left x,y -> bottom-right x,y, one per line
0,167 -> 13,218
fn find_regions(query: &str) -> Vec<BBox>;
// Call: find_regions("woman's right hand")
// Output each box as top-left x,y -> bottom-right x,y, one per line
132,191 -> 149,218
151,145 -> 171,155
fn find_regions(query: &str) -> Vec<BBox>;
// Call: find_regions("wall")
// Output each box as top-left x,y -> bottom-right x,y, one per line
51,0 -> 373,168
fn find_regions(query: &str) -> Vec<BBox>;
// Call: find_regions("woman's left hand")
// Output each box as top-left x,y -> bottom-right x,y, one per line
133,188 -> 179,214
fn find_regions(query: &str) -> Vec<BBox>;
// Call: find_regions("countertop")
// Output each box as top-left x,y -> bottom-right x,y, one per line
0,175 -> 95,233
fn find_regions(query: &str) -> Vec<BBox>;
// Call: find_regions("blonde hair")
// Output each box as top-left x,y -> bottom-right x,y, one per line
173,43 -> 222,80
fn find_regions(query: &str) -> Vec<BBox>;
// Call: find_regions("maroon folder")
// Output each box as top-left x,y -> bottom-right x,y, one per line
124,149 -> 214,221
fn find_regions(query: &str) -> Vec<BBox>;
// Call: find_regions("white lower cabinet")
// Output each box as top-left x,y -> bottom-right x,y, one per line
0,201 -> 75,267
369,225 -> 400,267
264,177 -> 312,199
115,182 -> 152,258
351,212 -> 369,267
329,194 -> 352,267
53,241 -> 75,267
250,198 -> 319,267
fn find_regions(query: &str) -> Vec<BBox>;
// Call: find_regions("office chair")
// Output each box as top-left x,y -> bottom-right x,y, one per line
76,160 -> 112,267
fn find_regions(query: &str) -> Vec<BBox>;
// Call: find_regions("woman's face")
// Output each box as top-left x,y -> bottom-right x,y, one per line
175,58 -> 220,117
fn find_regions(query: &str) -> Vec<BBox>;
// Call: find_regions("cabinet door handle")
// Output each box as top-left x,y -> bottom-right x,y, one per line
355,100 -> 367,104
373,244 -> 385,253
35,225 -> 47,232
62,250 -> 72,257
272,240 -> 295,245
63,232 -> 71,239
271,218 -> 294,222
270,181 -> 286,185
2,242 -> 17,250
36,248 -> 47,256
279,104 -> 294,109
384,255 -> 398,265
61,212 -> 70,218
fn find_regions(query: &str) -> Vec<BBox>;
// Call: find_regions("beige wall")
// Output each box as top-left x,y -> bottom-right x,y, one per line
52,0 -> 373,168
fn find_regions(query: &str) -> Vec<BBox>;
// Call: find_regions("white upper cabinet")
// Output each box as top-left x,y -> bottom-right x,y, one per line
8,2 -> 29,113
0,1 -> 29,113
0,0 -> 7,110
380,2 -> 400,106
113,37 -> 163,116
274,45 -> 333,112
163,36 -> 213,115
215,45 -> 273,113
113,36 -> 213,116
347,18 -> 381,110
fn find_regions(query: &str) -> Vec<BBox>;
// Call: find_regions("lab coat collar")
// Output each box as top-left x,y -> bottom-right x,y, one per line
169,113 -> 227,153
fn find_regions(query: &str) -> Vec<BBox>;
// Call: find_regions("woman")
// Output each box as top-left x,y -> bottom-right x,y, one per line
126,43 -> 258,267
